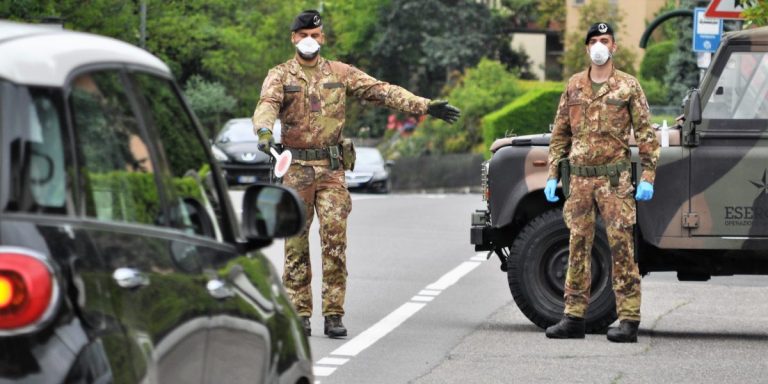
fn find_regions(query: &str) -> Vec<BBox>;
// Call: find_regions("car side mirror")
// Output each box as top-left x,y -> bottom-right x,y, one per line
687,89 -> 702,124
385,160 -> 395,168
682,89 -> 702,147
241,184 -> 305,240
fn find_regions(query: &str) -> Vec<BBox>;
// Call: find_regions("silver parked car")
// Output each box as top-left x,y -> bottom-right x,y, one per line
345,147 -> 393,193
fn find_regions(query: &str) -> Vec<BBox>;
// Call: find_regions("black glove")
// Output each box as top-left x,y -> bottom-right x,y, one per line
256,127 -> 274,154
427,100 -> 461,124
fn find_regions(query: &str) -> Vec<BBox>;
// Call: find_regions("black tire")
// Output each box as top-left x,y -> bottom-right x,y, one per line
506,208 -> 617,333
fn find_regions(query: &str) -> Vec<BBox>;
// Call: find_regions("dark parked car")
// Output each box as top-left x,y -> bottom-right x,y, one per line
345,147 -> 393,193
0,21 -> 313,383
211,118 -> 276,186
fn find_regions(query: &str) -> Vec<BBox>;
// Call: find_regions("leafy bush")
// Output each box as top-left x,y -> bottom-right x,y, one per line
387,59 -> 522,157
482,83 -> 564,156
640,40 -> 675,82
639,77 -> 669,106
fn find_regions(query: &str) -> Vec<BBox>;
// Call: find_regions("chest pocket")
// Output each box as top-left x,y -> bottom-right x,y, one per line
567,100 -> 585,135
604,97 -> 631,134
322,82 -> 345,107
281,84 -> 304,124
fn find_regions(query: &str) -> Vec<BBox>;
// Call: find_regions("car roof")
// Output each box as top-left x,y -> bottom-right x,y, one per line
722,25 -> 768,46
0,20 -> 170,87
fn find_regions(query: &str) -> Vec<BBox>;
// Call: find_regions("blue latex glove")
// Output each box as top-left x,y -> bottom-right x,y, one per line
635,181 -> 654,201
544,178 -> 559,203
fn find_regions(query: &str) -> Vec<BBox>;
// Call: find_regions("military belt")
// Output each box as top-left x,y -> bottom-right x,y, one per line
288,148 -> 331,161
287,146 -> 343,168
570,162 -> 629,187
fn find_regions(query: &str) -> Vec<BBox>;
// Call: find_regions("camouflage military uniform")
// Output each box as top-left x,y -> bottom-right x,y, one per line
548,67 -> 660,322
252,57 -> 429,317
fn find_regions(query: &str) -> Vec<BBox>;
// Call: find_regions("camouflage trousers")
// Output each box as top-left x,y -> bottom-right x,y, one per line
562,171 -> 642,321
282,163 -> 352,317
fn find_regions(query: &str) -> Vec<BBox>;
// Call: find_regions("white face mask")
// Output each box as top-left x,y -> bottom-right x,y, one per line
295,36 -> 320,58
589,42 -> 611,66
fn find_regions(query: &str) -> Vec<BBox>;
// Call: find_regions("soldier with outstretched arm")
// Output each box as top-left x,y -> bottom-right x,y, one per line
543,22 -> 660,343
252,10 -> 460,338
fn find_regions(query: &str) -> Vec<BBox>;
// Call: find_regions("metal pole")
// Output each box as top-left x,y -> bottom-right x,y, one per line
140,0 -> 147,49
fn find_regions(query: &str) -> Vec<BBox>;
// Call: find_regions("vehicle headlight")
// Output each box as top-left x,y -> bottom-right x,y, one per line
211,145 -> 229,162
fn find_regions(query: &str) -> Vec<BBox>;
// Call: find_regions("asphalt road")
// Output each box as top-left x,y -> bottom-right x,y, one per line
232,191 -> 768,384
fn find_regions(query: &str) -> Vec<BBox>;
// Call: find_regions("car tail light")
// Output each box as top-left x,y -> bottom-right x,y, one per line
0,247 -> 58,334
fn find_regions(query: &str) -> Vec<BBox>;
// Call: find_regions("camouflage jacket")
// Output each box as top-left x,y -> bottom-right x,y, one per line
548,66 -> 660,184
252,57 -> 429,150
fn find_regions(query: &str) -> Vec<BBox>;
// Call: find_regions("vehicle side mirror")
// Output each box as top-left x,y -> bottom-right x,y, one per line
682,89 -> 702,147
686,89 -> 702,124
241,184 -> 305,240
385,160 -> 395,168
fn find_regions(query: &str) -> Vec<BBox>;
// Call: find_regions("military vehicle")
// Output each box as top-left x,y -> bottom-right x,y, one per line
470,26 -> 768,332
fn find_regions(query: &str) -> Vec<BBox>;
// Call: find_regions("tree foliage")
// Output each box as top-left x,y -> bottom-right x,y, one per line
743,0 -> 768,27
370,0 -> 496,98
183,75 -> 237,138
663,0 -> 699,106
640,40 -> 675,82
561,0 -> 638,78
388,59 -> 522,157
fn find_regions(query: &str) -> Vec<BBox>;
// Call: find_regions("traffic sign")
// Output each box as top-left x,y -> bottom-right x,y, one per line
693,8 -> 723,53
704,0 -> 753,19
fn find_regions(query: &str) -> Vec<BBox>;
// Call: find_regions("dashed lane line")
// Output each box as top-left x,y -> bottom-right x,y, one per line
312,253 -> 486,381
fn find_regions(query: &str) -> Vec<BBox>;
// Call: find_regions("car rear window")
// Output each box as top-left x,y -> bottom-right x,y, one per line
2,84 -> 69,214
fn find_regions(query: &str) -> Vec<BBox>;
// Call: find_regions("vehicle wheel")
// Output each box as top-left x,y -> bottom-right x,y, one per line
378,178 -> 392,194
506,208 -> 616,333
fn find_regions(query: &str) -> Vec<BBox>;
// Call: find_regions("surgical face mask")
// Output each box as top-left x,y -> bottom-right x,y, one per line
589,42 -> 611,66
295,36 -> 320,59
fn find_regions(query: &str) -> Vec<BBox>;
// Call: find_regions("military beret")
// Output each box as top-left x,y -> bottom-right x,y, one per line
291,10 -> 322,32
585,22 -> 614,44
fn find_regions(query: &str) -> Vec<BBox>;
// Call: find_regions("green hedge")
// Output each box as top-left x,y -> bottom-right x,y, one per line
482,83 -> 564,154
86,171 -> 204,225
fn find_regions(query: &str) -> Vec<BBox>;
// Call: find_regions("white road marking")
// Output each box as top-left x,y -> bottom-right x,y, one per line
425,261 -> 482,290
314,253 -> 487,377
313,366 -> 337,377
331,302 -> 427,357
470,253 -> 489,261
316,357 -> 349,366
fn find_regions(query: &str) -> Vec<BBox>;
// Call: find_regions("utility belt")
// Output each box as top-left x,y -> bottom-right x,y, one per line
288,147 -> 333,161
286,139 -> 356,170
570,161 -> 630,187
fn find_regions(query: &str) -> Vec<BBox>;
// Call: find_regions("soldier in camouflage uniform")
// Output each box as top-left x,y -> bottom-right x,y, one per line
252,10 -> 460,338
543,22 -> 660,343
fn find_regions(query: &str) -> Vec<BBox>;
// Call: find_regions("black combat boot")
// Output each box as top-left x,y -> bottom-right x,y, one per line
545,314 -> 586,339
606,320 -> 639,343
300,316 -> 311,337
324,315 -> 348,338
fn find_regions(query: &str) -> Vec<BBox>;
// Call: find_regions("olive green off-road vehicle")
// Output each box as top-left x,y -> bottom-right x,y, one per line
471,26 -> 768,332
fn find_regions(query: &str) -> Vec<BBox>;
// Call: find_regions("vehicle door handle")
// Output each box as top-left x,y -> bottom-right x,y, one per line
112,268 -> 150,289
207,279 -> 235,300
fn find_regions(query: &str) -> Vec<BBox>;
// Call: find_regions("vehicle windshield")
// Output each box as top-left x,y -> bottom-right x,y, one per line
704,50 -> 768,120
217,121 -> 258,143
356,148 -> 384,166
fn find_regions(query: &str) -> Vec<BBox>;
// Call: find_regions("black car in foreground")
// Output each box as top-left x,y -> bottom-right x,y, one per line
211,118 -> 275,186
0,21 -> 313,383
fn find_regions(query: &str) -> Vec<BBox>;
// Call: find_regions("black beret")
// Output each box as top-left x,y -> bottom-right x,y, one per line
291,10 -> 322,32
585,22 -> 614,44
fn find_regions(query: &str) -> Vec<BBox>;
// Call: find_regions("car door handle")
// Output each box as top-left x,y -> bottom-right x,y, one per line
207,279 -> 235,300
112,268 -> 150,289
